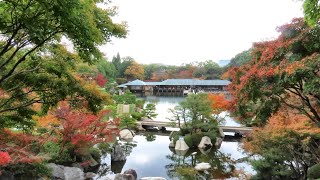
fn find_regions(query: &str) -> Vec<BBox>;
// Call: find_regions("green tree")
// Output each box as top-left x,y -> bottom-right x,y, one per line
144,63 -> 160,80
0,0 -> 127,129
97,58 -> 117,80
303,0 -> 320,26
169,93 -> 218,141
142,103 -> 157,119
226,49 -> 252,68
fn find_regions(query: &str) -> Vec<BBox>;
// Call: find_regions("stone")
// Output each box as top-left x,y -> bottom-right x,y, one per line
47,163 -> 85,180
218,127 -> 225,138
198,136 -> 212,149
64,166 -> 84,180
168,139 -> 174,148
199,147 -> 212,155
174,139 -> 189,151
136,122 -> 145,131
215,137 -> 223,148
114,173 -> 135,180
141,117 -> 150,121
111,144 -> 126,161
84,172 -> 96,179
140,177 -> 166,180
175,149 -> 188,156
123,169 -> 137,180
120,129 -> 134,140
194,163 -> 211,171
47,163 -> 65,179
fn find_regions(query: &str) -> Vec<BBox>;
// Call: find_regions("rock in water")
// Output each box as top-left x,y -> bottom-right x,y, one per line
114,173 -> 135,180
136,122 -> 145,131
174,139 -> 189,151
124,169 -> 137,180
140,177 -> 166,180
218,127 -> 225,138
198,136 -> 212,149
111,144 -> 126,161
195,163 -> 211,171
120,129 -> 134,140
168,139 -> 174,148
215,137 -> 223,148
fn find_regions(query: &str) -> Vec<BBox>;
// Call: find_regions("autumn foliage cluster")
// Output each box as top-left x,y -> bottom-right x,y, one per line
208,93 -> 231,115
244,107 -> 320,178
0,101 -> 119,174
225,18 -> 320,179
225,18 -> 320,126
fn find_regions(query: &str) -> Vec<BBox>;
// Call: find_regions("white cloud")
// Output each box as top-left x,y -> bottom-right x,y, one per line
100,0 -> 303,65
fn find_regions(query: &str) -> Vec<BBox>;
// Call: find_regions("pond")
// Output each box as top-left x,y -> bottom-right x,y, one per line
95,96 -> 255,179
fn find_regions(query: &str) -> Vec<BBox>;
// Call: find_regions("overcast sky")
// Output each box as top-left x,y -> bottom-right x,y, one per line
100,0 -> 303,65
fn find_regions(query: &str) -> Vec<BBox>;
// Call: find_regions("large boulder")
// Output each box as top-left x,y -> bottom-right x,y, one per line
124,169 -> 137,180
47,163 -> 84,180
198,136 -> 212,149
194,163 -> 211,171
47,163 -> 65,179
111,144 -> 126,161
64,166 -> 84,180
114,173 -> 135,180
120,129 -> 134,140
175,139 -> 189,151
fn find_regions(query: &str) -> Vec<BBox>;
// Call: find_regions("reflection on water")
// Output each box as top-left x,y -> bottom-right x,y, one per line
95,96 -> 254,179
142,96 -> 184,122
96,134 -> 254,179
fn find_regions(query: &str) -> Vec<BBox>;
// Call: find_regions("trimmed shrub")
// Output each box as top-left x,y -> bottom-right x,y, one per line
131,112 -> 143,121
308,163 -> 320,179
180,127 -> 192,135
191,133 -> 203,147
184,134 -> 193,147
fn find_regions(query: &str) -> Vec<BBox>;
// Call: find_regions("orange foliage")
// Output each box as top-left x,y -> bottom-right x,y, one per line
33,114 -> 60,128
244,107 -> 320,153
208,93 -> 232,114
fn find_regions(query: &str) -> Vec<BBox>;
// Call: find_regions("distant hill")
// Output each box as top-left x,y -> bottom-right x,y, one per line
218,60 -> 231,67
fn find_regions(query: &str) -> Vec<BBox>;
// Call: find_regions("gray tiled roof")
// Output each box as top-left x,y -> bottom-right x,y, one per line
145,82 -> 162,86
160,79 -> 230,86
117,79 -> 230,87
123,79 -> 146,86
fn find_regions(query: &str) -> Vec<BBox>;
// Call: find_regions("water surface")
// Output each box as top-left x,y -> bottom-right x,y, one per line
95,96 -> 254,179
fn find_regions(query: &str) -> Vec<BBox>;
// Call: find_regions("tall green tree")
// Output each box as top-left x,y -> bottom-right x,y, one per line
0,0 -> 127,129
303,0 -> 320,26
97,58 -> 117,80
